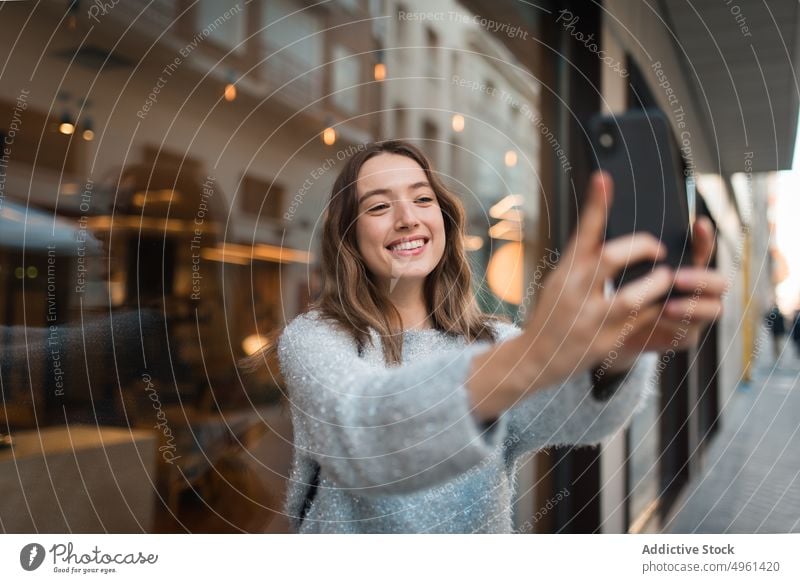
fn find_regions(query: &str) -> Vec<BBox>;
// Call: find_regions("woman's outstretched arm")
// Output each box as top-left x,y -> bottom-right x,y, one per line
473,322 -> 658,466
465,172 -> 673,422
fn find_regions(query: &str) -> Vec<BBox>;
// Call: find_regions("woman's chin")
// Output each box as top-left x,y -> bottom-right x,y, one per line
379,270 -> 431,287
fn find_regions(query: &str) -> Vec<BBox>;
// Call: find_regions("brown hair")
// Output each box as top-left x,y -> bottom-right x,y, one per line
242,139 -> 508,380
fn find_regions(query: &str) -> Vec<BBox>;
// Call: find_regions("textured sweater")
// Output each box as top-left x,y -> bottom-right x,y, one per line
277,309 -> 659,533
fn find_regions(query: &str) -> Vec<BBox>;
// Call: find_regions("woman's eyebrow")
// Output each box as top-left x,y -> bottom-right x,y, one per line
359,182 -> 432,205
359,188 -> 390,205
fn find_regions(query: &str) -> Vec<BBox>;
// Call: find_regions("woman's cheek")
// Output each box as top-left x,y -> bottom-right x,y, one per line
434,239 -> 446,263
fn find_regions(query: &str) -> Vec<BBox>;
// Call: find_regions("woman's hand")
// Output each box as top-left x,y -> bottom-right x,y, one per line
604,215 -> 727,373
519,171 -> 675,388
469,171 -> 727,419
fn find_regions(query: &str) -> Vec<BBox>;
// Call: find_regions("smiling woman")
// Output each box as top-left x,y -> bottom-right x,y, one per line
354,153 -> 447,330
242,139 -> 726,533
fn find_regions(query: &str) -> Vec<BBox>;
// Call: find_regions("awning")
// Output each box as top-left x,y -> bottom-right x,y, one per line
659,0 -> 799,173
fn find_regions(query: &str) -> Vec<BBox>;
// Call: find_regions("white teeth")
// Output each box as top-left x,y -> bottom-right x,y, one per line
390,239 -> 425,251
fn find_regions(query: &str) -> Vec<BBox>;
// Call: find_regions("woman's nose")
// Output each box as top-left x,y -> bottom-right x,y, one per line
394,200 -> 420,228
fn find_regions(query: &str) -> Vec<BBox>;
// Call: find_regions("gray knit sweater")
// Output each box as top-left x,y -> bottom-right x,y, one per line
277,309 -> 659,533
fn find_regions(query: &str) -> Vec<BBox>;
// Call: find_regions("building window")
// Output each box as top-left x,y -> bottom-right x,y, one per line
240,174 -> 285,219
338,0 -> 360,12
262,0 -> 323,70
425,27 -> 438,79
196,0 -> 246,52
394,103 -> 407,138
331,45 -> 360,114
509,102 -> 519,135
396,4 -> 409,44
423,118 -> 438,141
422,118 -> 438,167
450,137 -> 461,180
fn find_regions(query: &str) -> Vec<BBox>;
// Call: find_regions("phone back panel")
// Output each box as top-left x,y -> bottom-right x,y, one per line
588,109 -> 692,285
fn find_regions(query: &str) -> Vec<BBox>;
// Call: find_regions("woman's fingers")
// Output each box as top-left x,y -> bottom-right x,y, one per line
564,171 -> 613,260
610,266 -> 673,315
599,233 -> 666,281
664,297 -> 723,320
673,267 -> 728,296
693,217 -> 716,267
608,303 -> 664,352
621,302 -> 710,353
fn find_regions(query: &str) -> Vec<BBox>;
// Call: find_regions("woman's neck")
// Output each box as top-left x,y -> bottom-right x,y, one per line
385,279 -> 431,331
396,309 -> 433,331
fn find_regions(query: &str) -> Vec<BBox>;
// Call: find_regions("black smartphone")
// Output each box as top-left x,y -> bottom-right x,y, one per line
587,109 -> 693,294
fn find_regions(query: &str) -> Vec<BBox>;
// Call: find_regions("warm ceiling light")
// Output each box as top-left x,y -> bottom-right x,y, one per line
132,189 -> 180,206
504,150 -> 518,167
374,62 -> 386,81
61,183 -> 80,195
322,126 -> 336,146
488,220 -> 523,241
452,114 -> 465,132
207,242 -> 313,265
224,83 -> 237,101
80,111 -> 94,140
489,194 -> 524,219
201,248 -> 251,265
58,109 -> 75,135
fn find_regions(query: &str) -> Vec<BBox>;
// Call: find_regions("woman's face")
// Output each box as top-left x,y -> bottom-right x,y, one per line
354,153 -> 446,289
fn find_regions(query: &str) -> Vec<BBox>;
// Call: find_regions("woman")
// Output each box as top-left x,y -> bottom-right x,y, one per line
271,140 -> 725,533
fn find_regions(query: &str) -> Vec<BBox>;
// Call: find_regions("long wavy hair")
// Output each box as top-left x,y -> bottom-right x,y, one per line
242,139 -> 508,381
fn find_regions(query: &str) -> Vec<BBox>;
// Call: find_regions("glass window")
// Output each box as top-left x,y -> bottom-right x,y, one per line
196,0 -> 246,52
331,45 -> 361,114
394,103 -> 407,138
338,0 -> 360,12
262,0 -> 323,70
425,27 -> 438,79
422,118 -> 438,167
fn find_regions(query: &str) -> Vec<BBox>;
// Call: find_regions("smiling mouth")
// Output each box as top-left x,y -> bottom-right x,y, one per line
386,238 -> 429,255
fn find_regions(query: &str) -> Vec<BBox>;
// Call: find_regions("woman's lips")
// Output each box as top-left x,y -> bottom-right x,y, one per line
387,239 -> 428,257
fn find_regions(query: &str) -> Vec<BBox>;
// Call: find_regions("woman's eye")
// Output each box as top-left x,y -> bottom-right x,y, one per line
367,197 -> 433,212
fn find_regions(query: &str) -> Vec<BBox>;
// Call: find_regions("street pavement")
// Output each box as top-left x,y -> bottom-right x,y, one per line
664,330 -> 800,533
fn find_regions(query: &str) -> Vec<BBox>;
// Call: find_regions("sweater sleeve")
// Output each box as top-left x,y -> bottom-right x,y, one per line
489,322 -> 659,466
277,311 -> 505,497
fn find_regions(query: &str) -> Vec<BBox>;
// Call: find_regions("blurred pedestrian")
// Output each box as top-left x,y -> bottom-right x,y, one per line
766,304 -> 786,361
